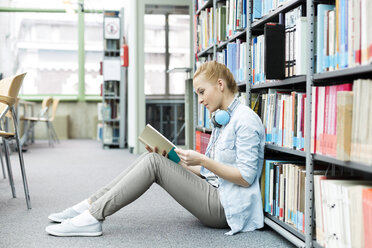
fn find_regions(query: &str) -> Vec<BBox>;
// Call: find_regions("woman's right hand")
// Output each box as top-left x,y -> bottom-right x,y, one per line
145,146 -> 168,157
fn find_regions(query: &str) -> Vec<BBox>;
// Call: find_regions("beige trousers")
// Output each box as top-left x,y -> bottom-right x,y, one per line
88,152 -> 228,228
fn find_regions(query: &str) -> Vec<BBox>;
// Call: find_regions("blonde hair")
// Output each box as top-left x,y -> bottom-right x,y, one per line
193,61 -> 238,93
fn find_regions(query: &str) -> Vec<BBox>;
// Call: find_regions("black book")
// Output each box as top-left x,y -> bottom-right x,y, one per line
264,23 -> 285,80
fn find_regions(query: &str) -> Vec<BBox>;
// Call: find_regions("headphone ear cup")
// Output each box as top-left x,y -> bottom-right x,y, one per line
214,110 -> 230,126
212,115 -> 222,128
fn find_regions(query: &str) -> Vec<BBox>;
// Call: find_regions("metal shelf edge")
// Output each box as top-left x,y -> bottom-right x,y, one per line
251,76 -> 306,90
265,144 -> 306,157
264,215 -> 306,247
313,154 -> 372,173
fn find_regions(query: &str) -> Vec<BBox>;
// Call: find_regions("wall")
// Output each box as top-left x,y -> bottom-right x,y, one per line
21,101 -> 99,140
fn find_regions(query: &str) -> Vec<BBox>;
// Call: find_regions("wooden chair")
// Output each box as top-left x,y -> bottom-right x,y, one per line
21,96 -> 55,147
0,72 -> 31,209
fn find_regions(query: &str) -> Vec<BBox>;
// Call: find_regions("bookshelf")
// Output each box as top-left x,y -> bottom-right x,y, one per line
101,10 -> 126,148
193,0 -> 372,247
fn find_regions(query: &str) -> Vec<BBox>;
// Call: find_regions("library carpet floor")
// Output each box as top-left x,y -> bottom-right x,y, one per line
0,140 -> 294,248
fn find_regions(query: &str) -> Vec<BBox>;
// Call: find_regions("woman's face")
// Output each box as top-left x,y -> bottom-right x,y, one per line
193,76 -> 223,113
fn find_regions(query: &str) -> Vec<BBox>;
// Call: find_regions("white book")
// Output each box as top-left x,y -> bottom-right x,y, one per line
295,17 -> 308,75
361,0 -> 368,64
138,124 -> 180,164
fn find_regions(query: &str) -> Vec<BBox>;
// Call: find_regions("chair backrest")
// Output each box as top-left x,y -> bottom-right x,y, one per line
39,97 -> 53,117
0,73 -> 27,115
49,98 -> 60,122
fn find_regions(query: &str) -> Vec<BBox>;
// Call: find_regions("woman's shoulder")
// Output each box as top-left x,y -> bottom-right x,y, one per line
232,104 -> 264,132
234,104 -> 260,122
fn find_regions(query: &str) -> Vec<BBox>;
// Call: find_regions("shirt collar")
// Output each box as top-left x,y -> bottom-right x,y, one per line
226,95 -> 240,115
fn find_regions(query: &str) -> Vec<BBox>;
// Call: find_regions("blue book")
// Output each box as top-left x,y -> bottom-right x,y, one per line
252,0 -> 262,20
253,37 -> 257,84
227,42 -> 238,80
316,4 -> 335,73
340,0 -> 348,68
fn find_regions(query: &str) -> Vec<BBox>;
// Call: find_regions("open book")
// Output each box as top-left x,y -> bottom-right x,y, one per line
138,124 -> 180,164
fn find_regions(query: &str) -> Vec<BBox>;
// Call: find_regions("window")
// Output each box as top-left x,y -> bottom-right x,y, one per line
144,7 -> 190,98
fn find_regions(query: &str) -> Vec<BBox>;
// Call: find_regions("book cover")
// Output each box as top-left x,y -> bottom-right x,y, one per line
138,124 -> 180,164
336,91 -> 353,161
316,4 -> 335,73
264,23 -> 285,79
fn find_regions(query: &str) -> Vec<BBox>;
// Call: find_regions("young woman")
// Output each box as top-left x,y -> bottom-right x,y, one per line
45,61 -> 265,236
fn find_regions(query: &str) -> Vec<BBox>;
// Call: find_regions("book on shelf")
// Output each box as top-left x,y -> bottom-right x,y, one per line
362,188 -> 372,248
311,83 -> 353,157
138,124 -> 180,164
316,1 -> 372,73
264,23 -> 285,80
310,80 -> 372,164
336,91 -> 353,161
264,161 -> 306,233
350,79 -> 372,165
314,177 -> 372,248
252,0 -> 288,20
261,89 -> 306,150
284,5 -> 304,77
195,130 -> 211,154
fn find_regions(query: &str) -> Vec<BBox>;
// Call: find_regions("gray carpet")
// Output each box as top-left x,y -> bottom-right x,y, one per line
0,140 -> 294,248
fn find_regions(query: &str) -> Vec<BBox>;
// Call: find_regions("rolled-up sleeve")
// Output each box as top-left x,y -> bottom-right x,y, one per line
235,124 -> 260,185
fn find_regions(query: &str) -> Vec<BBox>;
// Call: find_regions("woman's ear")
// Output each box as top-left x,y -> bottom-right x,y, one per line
217,79 -> 224,92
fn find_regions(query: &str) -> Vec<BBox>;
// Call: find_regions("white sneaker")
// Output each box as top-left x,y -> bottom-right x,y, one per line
48,208 -> 80,223
45,219 -> 102,237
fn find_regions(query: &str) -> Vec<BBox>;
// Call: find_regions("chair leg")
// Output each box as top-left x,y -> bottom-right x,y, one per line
12,110 -> 31,209
50,122 -> 60,144
3,139 -> 16,198
46,122 -> 54,147
0,142 -> 6,179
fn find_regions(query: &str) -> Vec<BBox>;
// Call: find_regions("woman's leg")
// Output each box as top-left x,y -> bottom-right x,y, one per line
88,152 -> 149,203
90,152 -> 228,228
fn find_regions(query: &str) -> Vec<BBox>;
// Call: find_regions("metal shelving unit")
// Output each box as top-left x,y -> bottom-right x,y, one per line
101,10 -> 126,149
265,144 -> 306,158
265,214 -> 306,241
217,29 -> 247,49
313,64 -> 372,82
251,0 -> 305,31
313,154 -> 372,174
195,126 -> 212,133
195,0 -> 213,15
251,76 -> 306,90
193,1 -> 372,247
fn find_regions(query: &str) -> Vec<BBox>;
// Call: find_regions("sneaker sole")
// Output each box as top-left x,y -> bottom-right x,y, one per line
48,216 -> 64,223
46,229 -> 102,237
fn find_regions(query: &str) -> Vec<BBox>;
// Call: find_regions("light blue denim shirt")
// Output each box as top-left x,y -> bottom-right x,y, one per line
200,97 -> 265,235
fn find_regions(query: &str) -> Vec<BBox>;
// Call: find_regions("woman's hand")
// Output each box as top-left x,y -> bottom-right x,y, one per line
145,145 -> 168,157
174,148 -> 204,167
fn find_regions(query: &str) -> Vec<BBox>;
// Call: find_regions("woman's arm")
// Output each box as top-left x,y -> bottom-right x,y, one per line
183,165 -> 202,177
175,149 -> 249,187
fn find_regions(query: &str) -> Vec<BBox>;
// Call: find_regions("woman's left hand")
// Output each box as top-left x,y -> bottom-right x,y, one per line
174,148 -> 204,166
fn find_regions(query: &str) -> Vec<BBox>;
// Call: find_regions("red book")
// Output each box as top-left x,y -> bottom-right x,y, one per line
363,189 -> 372,248
195,131 -> 201,153
312,87 -> 319,153
323,86 -> 330,155
301,94 -> 306,151
328,85 -> 338,157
